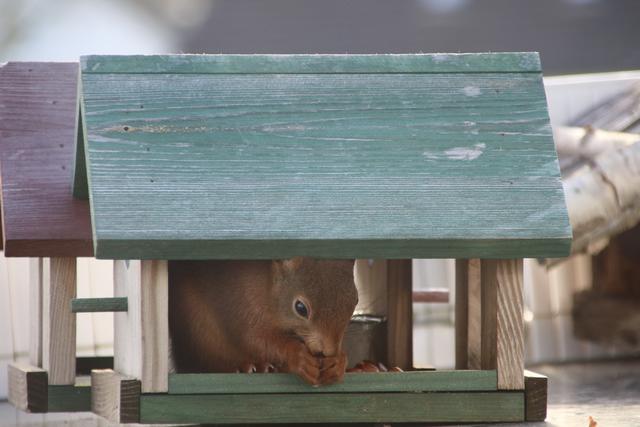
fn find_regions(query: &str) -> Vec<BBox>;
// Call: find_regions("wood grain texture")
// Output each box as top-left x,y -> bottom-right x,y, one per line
80,54 -> 570,260
140,391 -> 524,424
71,297 -> 128,313
0,62 -> 93,257
524,370 -> 548,421
91,369 -> 140,423
42,257 -> 77,385
82,53 -> 542,74
8,363 -> 48,413
386,259 -> 412,369
114,260 -> 168,393
481,259 -> 524,390
48,385 -> 91,412
168,370 -> 497,394
455,259 -> 482,370
29,258 -> 43,367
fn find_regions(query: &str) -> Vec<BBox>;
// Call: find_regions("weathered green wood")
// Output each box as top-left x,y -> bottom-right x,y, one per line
72,105 -> 88,199
169,370 -> 497,394
81,53 -> 541,74
140,391 -> 524,424
71,297 -> 128,313
80,54 -> 571,260
48,385 -> 91,412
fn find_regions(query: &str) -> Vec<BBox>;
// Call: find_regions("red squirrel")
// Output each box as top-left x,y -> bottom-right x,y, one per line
169,258 -> 358,385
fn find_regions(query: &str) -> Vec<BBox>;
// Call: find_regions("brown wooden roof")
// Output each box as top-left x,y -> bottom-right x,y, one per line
0,62 -> 93,257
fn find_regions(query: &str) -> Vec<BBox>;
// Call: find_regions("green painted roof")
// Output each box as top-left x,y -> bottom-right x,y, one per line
78,53 -> 571,259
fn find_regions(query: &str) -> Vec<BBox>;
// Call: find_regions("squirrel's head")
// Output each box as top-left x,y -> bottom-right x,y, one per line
271,257 -> 358,357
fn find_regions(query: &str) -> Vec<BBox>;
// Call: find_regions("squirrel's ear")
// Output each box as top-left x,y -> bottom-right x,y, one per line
281,257 -> 304,271
272,258 -> 304,278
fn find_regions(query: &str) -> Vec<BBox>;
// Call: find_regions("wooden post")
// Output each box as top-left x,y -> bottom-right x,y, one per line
91,369 -> 141,423
482,259 -> 524,390
42,257 -> 77,385
114,260 -> 168,393
455,259 -> 524,390
29,258 -> 43,367
386,259 -> 412,370
455,259 -> 482,370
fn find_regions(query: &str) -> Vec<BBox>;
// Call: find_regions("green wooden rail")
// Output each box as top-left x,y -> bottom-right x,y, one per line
71,297 -> 128,313
140,392 -> 524,424
169,370 -> 497,394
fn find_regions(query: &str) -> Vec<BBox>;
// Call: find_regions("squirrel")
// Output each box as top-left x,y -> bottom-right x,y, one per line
168,258 -> 358,385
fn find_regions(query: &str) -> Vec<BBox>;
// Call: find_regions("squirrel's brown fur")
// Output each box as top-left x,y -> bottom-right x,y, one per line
169,258 -> 358,385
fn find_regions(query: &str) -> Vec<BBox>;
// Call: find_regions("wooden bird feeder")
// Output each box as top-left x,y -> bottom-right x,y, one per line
2,53 -> 570,424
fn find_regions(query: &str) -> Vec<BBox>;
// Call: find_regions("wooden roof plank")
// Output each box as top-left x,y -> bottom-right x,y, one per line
0,62 -> 93,257
81,53 -> 541,75
80,54 -> 570,259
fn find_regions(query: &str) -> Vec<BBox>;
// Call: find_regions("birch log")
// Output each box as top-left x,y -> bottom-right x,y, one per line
554,126 -> 640,175
562,138 -> 640,254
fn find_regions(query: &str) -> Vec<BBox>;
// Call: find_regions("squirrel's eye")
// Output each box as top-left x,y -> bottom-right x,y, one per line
294,300 -> 309,318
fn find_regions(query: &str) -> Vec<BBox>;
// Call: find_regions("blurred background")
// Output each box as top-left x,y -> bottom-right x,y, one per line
2,0 -> 640,74
1,0 -> 640,424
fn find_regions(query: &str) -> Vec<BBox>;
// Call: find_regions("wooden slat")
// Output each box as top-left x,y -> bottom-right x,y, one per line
456,259 -> 483,370
0,62 -> 93,257
524,370 -> 548,421
455,259 -> 469,369
169,370 -> 497,394
466,259 -> 483,370
42,257 -> 77,385
81,53 -> 542,74
481,259 -> 525,390
29,258 -> 43,367
91,369 -> 140,423
114,260 -> 168,393
8,363 -> 48,413
140,391 -> 524,424
48,385 -> 91,412
386,259 -> 412,370
71,297 -> 128,313
80,54 -> 570,260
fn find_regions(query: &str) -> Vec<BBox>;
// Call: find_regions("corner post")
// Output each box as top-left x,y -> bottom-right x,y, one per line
455,258 -> 524,390
42,257 -> 77,385
114,260 -> 168,393
482,259 -> 524,390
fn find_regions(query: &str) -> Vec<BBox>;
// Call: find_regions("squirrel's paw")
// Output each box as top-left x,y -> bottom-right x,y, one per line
282,341 -> 321,385
319,352 -> 347,385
